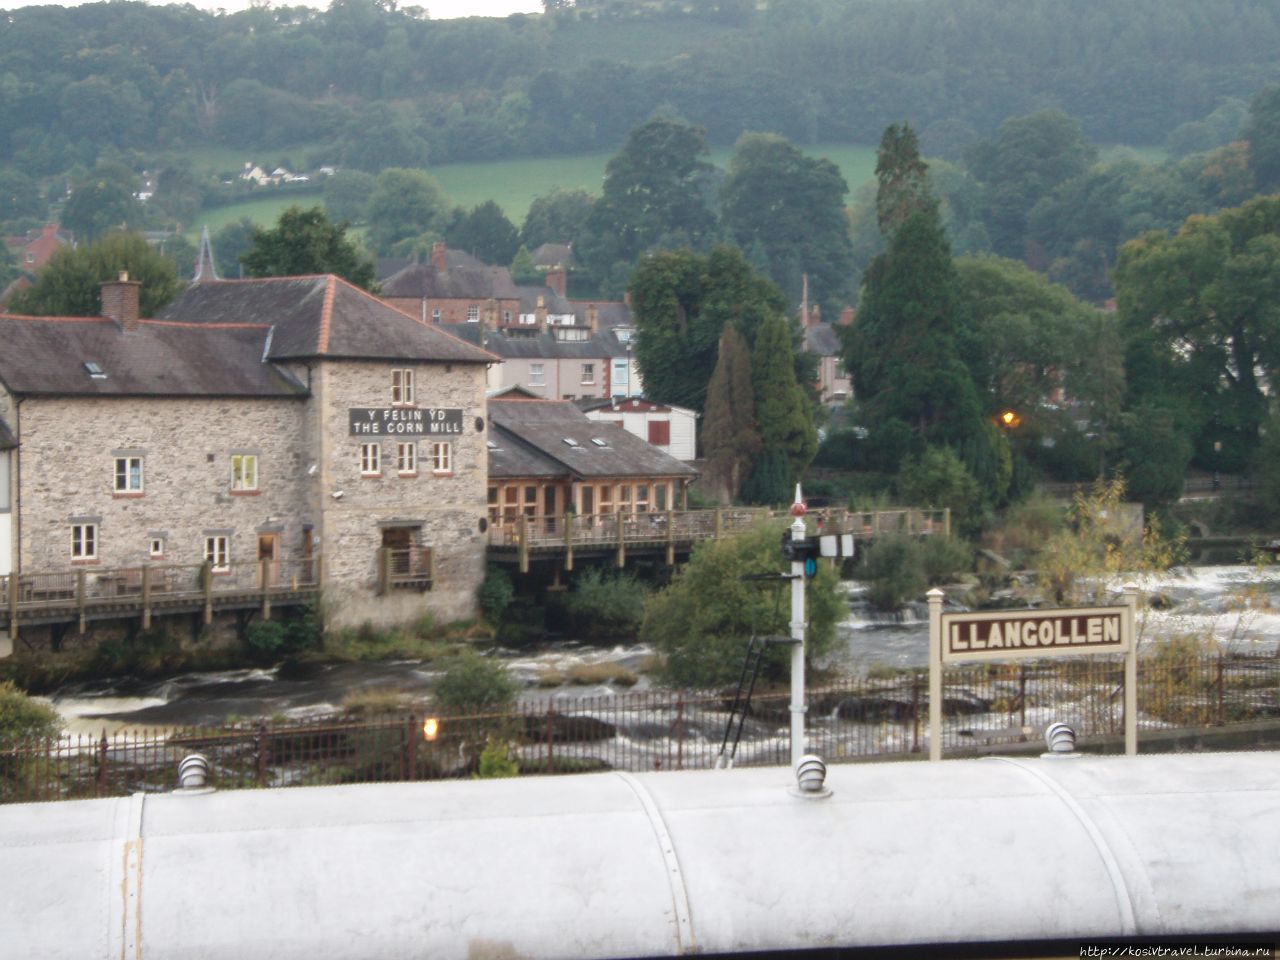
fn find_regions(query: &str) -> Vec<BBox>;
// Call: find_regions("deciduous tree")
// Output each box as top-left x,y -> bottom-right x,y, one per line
241,205 -> 376,290
8,231 -> 182,317
720,132 -> 855,314
365,167 -> 452,256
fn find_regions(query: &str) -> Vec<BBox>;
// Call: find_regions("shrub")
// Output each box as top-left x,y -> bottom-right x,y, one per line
919,536 -> 973,584
564,568 -> 648,639
0,681 -> 61,747
861,534 -> 926,611
641,521 -> 843,689
475,737 -> 519,779
433,649 -> 518,716
244,621 -> 288,660
478,566 -> 515,625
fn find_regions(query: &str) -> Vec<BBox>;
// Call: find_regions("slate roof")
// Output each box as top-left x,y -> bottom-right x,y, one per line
160,276 -> 494,364
381,261 -> 520,301
481,328 -> 612,361
0,315 -> 305,397
571,300 -> 631,330
578,397 -> 681,415
489,399 -> 696,481
803,322 -> 843,358
531,243 -> 573,269
516,285 -> 575,315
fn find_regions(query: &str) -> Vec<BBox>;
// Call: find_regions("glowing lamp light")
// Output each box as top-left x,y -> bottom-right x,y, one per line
423,717 -> 440,741
998,409 -> 1021,429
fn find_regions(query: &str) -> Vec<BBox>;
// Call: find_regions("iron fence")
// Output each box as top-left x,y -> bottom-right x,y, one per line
3,652 -> 1277,804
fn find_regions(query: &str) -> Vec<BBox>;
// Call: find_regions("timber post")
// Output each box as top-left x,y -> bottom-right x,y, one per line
517,514 -> 529,573
563,512 -> 574,571
141,564 -> 151,630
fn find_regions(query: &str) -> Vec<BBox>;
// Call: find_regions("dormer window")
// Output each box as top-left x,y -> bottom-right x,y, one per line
84,362 -> 107,379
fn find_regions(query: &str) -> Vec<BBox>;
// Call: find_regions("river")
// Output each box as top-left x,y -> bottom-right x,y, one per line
41,563 -> 1280,733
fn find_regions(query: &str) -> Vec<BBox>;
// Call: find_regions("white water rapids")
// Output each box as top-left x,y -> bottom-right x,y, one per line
40,564 -> 1280,733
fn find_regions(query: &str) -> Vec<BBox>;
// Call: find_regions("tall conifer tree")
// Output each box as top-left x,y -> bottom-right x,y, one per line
702,324 -> 761,501
751,311 -> 818,486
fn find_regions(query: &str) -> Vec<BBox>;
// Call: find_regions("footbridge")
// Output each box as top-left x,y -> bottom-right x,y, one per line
487,506 -> 950,572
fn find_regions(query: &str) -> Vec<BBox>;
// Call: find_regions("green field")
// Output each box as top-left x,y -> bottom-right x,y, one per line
186,141 -> 1162,237
186,143 -> 881,237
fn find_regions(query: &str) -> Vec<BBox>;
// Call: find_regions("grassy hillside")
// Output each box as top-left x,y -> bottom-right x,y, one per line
187,142 -> 1162,238
187,143 -> 881,236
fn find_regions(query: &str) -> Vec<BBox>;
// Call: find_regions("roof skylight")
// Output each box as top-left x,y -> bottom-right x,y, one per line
83,362 -> 107,379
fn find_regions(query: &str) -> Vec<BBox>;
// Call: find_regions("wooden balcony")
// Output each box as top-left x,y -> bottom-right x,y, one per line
3,558 -> 322,641
487,507 -> 950,572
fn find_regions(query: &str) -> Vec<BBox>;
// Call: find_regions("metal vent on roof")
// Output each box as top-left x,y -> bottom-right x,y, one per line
84,362 -> 107,379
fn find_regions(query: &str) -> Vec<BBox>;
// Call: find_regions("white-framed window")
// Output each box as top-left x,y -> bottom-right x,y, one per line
430,441 -> 452,474
467,305 -> 480,323
231,454 -> 258,492
529,363 -> 545,386
204,535 -> 229,572
581,363 -> 595,385
113,456 -> 144,494
71,523 -> 97,561
361,442 -> 381,476
149,536 -> 165,559
431,308 -> 442,323
392,368 -> 415,405
397,442 -> 417,475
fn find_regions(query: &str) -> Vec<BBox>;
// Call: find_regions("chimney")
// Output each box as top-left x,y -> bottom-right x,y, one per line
839,306 -> 855,327
545,268 -> 566,297
623,291 -> 631,306
101,271 -> 141,332
431,242 -> 447,271
484,297 -> 499,328
535,294 -> 548,328
585,302 -> 599,332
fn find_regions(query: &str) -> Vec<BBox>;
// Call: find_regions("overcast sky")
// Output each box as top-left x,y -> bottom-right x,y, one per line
0,0 -> 543,16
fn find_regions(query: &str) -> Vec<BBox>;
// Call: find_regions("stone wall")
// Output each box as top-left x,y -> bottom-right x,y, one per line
10,357 -> 490,636
17,394 -> 310,573
314,360 -> 489,628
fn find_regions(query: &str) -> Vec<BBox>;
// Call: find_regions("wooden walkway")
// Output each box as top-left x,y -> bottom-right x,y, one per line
3,559 -> 321,643
487,507 -> 950,572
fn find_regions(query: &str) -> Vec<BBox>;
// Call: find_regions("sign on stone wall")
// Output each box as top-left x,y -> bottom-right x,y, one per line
349,408 -> 463,436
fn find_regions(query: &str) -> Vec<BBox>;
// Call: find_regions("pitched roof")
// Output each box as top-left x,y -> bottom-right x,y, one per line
160,276 -> 494,364
481,328 -> 612,361
489,399 -> 696,481
381,262 -> 520,301
803,322 -> 843,357
0,315 -> 306,397
531,243 -> 573,269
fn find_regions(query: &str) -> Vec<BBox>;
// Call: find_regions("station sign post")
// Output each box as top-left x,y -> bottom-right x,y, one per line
927,587 -> 1138,760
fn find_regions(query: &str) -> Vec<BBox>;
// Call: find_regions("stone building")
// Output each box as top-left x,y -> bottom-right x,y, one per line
0,273 -> 496,633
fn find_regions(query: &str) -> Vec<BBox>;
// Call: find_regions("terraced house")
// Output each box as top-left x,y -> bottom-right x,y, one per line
0,273 -> 495,646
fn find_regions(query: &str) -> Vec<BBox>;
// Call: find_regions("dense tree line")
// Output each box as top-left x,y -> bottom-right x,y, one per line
1,0 -> 1278,182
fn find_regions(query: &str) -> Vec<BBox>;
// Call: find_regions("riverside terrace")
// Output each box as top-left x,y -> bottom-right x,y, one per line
0,507 -> 948,647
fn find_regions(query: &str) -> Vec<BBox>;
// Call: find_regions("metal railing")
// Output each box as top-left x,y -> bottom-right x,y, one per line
4,650 -> 1274,804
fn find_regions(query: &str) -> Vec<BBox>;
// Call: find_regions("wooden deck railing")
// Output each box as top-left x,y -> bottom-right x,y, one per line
488,506 -> 949,571
3,557 -> 322,639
